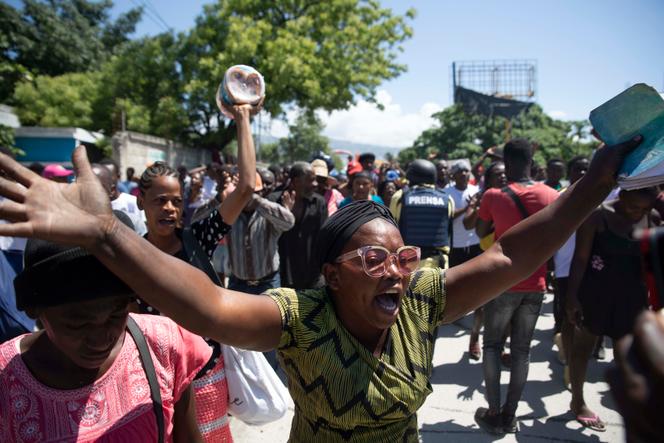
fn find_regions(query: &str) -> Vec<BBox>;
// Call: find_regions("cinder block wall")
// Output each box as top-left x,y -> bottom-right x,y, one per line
112,131 -> 212,178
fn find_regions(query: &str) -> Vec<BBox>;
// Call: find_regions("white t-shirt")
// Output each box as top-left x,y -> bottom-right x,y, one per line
554,232 -> 576,278
446,184 -> 480,248
202,176 -> 218,201
112,192 -> 148,236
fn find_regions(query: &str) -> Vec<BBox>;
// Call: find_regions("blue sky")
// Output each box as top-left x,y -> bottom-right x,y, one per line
9,0 -> 664,147
382,0 -> 664,118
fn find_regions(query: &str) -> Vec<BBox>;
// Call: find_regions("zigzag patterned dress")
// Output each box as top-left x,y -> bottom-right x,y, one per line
267,267 -> 446,442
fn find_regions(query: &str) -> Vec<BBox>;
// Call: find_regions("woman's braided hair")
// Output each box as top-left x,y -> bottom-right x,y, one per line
139,161 -> 180,194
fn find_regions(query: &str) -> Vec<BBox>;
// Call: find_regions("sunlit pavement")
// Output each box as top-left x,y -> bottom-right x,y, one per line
231,293 -> 622,442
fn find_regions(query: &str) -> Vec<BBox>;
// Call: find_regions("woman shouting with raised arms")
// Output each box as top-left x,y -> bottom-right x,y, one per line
0,134 -> 642,442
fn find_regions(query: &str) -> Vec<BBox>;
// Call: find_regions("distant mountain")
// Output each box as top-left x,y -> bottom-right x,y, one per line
256,134 -> 403,160
327,138 -> 404,160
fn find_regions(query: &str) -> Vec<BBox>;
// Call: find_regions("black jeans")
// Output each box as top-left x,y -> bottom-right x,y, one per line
483,291 -> 544,416
449,244 -> 483,267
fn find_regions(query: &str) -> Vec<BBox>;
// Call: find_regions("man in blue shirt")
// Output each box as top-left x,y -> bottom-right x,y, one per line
0,252 -> 35,342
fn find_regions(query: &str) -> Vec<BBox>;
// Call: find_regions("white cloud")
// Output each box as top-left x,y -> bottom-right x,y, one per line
267,118 -> 289,139
320,91 -> 443,147
262,106 -> 300,139
267,90 -> 443,148
264,115 -> 290,139
547,110 -> 568,120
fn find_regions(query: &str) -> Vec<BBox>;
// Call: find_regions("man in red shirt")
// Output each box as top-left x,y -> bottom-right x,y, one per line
474,138 -> 559,435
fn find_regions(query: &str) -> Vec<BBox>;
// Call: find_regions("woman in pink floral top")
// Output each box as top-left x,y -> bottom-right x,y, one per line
0,234 -> 211,442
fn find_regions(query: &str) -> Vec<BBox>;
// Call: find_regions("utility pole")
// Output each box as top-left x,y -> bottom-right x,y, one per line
452,62 -> 457,103
257,112 -> 262,160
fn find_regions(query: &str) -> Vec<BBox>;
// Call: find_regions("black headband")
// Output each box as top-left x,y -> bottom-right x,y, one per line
317,200 -> 398,269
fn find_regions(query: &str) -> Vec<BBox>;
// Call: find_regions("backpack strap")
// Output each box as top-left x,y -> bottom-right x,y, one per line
126,316 -> 164,443
501,185 -> 529,219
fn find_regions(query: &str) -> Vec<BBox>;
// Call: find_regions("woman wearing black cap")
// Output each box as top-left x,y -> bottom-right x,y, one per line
0,213 -> 208,442
0,135 -> 643,441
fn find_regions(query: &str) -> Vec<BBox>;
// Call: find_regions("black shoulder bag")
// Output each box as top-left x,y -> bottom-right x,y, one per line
126,316 -> 165,443
501,185 -> 530,219
181,227 -> 223,286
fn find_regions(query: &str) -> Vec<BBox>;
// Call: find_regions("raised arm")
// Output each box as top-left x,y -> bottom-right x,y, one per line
0,147 -> 282,352
471,147 -> 497,179
253,194 -> 295,233
462,193 -> 481,230
442,137 -> 642,323
99,220 -> 282,350
217,105 -> 259,225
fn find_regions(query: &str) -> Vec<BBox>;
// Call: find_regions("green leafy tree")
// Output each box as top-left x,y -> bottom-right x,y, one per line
13,33 -> 188,138
400,104 -> 598,167
0,124 -> 14,148
8,0 -> 414,153
93,34 -> 188,138
94,135 -> 113,158
13,71 -> 101,128
510,106 -> 598,165
180,0 -> 415,149
399,104 -> 502,162
270,112 -> 330,163
0,60 -> 29,105
259,142 -> 281,165
0,0 -> 142,102
0,124 -> 25,156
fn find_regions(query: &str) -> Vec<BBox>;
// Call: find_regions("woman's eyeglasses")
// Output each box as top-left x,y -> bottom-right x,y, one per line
335,245 -> 421,277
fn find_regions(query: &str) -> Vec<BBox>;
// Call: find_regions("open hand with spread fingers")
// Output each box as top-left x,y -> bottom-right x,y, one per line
281,190 -> 295,211
0,145 -> 113,250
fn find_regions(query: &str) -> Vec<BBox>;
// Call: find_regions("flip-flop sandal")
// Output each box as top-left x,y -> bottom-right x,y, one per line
553,332 -> 566,365
576,413 -> 606,432
469,341 -> 481,361
563,365 -> 570,391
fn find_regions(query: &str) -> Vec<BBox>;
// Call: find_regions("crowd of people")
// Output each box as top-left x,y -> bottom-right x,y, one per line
0,100 -> 661,442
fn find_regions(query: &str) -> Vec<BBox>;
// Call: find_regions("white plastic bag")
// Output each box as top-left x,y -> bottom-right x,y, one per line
222,345 -> 292,425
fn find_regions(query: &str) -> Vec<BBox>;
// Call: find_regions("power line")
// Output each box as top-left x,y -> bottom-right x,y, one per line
129,0 -> 169,32
138,0 -> 171,32
129,0 -> 165,31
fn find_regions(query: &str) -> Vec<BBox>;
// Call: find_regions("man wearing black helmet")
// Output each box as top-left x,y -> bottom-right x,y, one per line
389,159 -> 454,269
